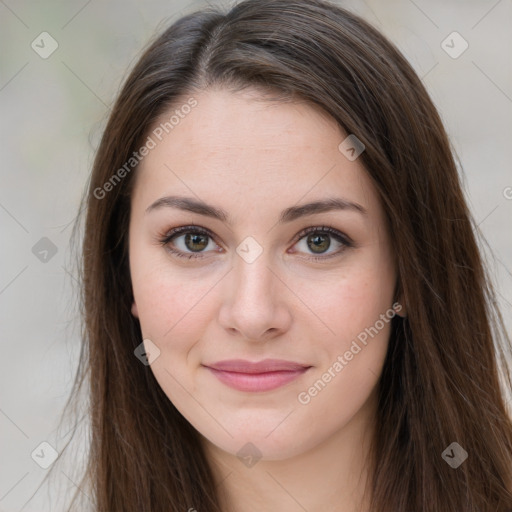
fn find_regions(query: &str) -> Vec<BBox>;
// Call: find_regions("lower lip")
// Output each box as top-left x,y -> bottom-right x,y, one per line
205,367 -> 310,392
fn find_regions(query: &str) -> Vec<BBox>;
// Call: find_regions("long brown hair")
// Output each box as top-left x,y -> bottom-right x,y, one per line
56,0 -> 512,510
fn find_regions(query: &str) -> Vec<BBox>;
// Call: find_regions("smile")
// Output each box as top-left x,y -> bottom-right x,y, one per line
203,359 -> 311,392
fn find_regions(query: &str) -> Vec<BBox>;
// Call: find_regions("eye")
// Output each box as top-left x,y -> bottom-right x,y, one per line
158,225 -> 220,260
291,226 -> 352,261
158,225 -> 353,261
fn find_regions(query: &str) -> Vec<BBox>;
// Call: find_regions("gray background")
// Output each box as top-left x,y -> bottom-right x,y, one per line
1,0 -> 511,510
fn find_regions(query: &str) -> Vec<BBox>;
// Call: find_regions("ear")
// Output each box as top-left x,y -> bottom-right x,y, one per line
131,300 -> 139,318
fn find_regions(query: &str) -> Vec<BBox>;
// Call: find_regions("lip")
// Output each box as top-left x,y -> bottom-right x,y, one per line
203,359 -> 312,392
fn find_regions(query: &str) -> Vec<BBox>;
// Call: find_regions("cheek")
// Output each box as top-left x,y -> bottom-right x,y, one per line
130,245 -> 219,343
292,288 -> 393,435
292,251 -> 395,392
293,258 -> 395,343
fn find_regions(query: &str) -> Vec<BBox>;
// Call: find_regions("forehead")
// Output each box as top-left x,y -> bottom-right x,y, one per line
151,87 -> 341,157
133,87 -> 378,220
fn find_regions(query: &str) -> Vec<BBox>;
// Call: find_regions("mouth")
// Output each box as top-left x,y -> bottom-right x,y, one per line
202,359 -> 312,392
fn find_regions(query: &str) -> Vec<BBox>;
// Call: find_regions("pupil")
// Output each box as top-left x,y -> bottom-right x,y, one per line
308,234 -> 330,253
185,233 -> 208,252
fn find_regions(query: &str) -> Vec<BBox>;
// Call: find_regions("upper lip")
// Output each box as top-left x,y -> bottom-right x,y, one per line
204,359 -> 311,374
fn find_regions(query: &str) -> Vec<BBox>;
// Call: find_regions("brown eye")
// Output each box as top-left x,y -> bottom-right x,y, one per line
159,226 -> 219,260
293,226 -> 352,260
307,233 -> 331,254
184,233 -> 209,252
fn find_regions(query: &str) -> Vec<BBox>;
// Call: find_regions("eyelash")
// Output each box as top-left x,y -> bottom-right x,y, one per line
157,224 -> 353,262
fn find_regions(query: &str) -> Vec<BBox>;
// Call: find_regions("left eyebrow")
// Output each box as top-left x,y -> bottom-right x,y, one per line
279,197 -> 367,222
145,195 -> 367,225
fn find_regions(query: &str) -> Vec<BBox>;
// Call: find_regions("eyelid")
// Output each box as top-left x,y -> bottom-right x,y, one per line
292,225 -> 353,247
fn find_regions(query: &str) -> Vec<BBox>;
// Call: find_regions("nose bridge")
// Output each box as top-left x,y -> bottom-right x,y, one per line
232,248 -> 276,309
218,247 -> 289,339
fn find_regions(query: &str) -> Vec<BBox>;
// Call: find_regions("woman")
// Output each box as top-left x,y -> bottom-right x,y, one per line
60,0 -> 512,510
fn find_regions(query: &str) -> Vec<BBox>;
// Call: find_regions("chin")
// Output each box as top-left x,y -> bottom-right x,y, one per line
200,421 -> 319,463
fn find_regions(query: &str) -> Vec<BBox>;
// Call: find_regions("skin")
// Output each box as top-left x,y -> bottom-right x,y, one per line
128,87 -> 404,512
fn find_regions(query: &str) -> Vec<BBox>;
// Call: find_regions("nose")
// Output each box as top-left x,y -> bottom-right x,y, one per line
218,252 -> 292,342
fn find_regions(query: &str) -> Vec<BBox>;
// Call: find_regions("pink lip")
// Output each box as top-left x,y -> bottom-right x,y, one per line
203,359 -> 311,392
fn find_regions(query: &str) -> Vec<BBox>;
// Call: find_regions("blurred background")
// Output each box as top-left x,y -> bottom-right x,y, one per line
1,0 -> 511,510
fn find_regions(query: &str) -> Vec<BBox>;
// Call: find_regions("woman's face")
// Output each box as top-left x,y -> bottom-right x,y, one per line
128,87 -> 399,461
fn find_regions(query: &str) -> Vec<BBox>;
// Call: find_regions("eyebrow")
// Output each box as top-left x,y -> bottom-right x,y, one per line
145,195 -> 367,224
